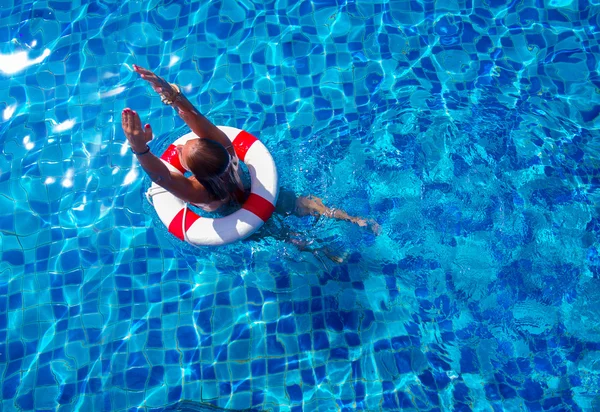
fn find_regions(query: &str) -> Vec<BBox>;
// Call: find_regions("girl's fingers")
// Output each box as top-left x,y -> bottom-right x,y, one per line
139,72 -> 161,86
144,124 -> 153,140
133,65 -> 156,77
123,109 -> 141,129
133,64 -> 148,72
132,111 -> 143,130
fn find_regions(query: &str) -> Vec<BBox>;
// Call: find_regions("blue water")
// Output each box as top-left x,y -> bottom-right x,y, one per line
1,0 -> 600,410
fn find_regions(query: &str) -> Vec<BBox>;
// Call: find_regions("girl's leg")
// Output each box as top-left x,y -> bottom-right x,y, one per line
249,190 -> 348,263
286,232 -> 347,264
294,195 -> 381,235
245,215 -> 347,264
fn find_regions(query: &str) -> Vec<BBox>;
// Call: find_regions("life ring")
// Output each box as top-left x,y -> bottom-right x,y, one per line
146,127 -> 279,246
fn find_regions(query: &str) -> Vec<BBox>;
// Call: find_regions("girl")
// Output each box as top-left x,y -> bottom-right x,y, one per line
122,65 -> 379,261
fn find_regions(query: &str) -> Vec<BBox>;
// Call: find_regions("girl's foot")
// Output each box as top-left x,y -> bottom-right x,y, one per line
289,235 -> 346,264
352,217 -> 381,235
320,248 -> 348,264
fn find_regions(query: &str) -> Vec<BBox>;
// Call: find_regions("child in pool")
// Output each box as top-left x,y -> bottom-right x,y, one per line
121,64 -> 380,261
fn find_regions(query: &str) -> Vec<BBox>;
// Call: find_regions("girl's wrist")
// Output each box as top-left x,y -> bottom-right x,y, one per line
131,145 -> 150,155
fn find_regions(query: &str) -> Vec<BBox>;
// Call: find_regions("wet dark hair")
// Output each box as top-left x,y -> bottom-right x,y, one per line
186,139 -> 231,201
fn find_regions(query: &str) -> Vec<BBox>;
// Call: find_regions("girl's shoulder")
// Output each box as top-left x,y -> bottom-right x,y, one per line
187,175 -> 213,204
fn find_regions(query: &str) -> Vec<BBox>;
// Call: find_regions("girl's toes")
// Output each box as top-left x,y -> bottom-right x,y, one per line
369,220 -> 381,235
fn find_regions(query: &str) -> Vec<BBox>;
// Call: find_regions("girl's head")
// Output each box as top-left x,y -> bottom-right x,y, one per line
176,138 -> 232,201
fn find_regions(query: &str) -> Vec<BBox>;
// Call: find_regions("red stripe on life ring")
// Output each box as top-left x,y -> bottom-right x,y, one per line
242,193 -> 275,222
168,208 -> 201,240
232,131 -> 258,162
160,144 -> 186,174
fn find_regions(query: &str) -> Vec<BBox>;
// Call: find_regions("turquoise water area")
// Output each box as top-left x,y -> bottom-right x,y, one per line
1,0 -> 600,410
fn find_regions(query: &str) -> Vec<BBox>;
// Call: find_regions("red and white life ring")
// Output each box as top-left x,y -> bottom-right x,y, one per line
146,127 -> 279,246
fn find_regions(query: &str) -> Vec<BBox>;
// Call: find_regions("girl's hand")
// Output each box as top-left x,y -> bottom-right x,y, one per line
122,108 -> 153,152
132,64 -> 178,100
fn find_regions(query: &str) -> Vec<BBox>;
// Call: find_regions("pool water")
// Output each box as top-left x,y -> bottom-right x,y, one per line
1,0 -> 600,410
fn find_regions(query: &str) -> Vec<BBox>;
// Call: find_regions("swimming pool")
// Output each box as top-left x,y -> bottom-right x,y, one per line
1,0 -> 600,410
